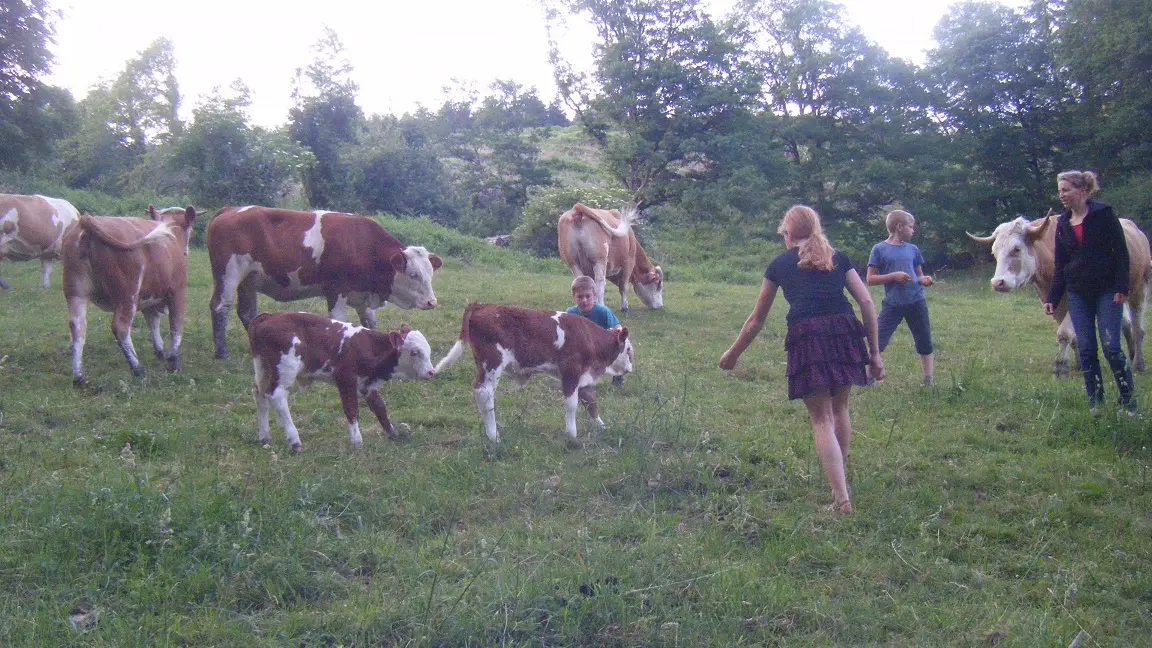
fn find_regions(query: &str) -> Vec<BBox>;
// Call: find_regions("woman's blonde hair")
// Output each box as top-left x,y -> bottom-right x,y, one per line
1057,170 -> 1099,196
778,205 -> 835,271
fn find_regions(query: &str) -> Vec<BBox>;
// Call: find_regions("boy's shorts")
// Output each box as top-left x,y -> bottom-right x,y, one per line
878,299 -> 933,356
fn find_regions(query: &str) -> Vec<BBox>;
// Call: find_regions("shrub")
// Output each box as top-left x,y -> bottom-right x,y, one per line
511,186 -> 634,258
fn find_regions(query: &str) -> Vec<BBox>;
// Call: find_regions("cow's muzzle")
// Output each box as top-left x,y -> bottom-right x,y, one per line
992,279 -> 1010,292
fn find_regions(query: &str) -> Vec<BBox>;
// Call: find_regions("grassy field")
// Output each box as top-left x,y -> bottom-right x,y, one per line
0,227 -> 1149,647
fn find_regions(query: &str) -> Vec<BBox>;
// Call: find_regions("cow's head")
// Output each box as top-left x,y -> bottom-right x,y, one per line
606,327 -> 634,377
149,205 -> 198,256
390,324 -> 436,379
386,246 -> 442,310
631,265 -> 664,309
967,216 -> 1053,292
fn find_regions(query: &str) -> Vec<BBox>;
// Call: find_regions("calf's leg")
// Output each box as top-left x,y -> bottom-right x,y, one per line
578,386 -> 605,430
68,296 -> 89,386
474,366 -> 502,443
267,388 -> 303,452
335,378 -> 365,450
365,390 -> 396,438
39,258 -> 53,289
166,292 -> 186,372
144,309 -> 167,360
111,300 -> 145,377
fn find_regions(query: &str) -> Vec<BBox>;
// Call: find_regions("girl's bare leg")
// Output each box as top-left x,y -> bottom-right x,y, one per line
804,388 -> 852,514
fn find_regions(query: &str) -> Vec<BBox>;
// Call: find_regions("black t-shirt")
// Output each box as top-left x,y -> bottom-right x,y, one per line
765,248 -> 857,327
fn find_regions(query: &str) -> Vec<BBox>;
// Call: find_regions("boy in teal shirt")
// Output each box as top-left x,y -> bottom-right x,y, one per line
567,275 -> 625,384
867,210 -> 935,386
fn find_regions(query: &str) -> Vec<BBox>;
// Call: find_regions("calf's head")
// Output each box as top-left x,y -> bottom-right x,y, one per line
386,246 -> 442,310
391,324 -> 436,379
148,205 -> 198,257
967,216 -> 1052,292
632,266 -> 664,309
605,327 -> 634,376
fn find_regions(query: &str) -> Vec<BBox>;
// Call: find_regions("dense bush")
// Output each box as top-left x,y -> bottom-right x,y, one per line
511,186 -> 635,258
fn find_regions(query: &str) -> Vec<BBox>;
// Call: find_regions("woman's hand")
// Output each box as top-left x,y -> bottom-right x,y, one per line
1114,293 -> 1128,304
1043,302 -> 1056,316
868,351 -> 885,382
719,349 -> 739,370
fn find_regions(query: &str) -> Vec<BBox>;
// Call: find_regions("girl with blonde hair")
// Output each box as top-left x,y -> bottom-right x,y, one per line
720,205 -> 883,514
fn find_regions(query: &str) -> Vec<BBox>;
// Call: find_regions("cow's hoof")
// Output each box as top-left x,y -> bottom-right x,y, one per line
132,366 -> 147,378
73,375 -> 88,388
154,349 -> 166,360
167,356 -> 181,372
384,423 -> 397,439
1053,361 -> 1069,378
291,443 -> 304,453
214,350 -> 228,360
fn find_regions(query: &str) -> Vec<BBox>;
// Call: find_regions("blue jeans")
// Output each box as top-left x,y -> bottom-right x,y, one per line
878,299 -> 933,356
1066,291 -> 1135,407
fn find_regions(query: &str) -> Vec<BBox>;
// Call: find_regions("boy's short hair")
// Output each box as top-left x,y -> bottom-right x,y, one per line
571,276 -> 597,293
885,210 -> 915,233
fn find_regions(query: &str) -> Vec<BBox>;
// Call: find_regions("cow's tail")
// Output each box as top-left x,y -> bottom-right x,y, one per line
573,203 -> 633,238
79,215 -> 175,251
434,302 -> 478,374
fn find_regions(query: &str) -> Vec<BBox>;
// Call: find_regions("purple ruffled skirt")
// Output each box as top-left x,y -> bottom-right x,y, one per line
785,313 -> 869,400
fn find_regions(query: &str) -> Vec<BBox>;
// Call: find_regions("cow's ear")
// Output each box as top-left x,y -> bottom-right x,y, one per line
388,331 -> 405,348
616,327 -> 629,343
147,205 -> 157,220
429,254 -> 443,270
184,206 -> 197,227
390,252 -> 407,272
655,266 -> 663,280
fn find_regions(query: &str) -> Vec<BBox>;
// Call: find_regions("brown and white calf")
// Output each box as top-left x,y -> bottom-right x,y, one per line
434,303 -> 634,442
0,193 -> 80,289
248,311 -> 436,452
61,206 -> 198,385
206,206 -> 442,359
558,203 -> 664,312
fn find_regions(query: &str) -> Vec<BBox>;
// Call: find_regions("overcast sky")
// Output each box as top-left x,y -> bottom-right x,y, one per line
46,0 -> 1018,128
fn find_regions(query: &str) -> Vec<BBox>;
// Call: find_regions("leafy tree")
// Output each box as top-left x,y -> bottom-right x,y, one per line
347,114 -> 459,222
174,81 -> 311,208
547,0 -> 761,208
57,38 -> 183,192
288,27 -> 363,210
0,0 -> 71,170
925,1 -> 1070,217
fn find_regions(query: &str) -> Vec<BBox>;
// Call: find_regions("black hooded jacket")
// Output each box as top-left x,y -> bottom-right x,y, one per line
1045,199 -> 1130,304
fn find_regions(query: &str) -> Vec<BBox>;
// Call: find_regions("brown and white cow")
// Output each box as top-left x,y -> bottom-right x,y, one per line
968,215 -> 1151,375
0,193 -> 80,289
434,303 -> 634,442
558,203 -> 664,312
206,206 -> 443,360
248,311 -> 436,452
62,206 -> 198,385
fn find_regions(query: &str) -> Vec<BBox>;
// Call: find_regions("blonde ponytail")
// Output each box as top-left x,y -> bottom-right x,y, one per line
779,205 -> 835,271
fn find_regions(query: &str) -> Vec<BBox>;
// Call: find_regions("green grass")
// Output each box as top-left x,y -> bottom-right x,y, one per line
0,234 -> 1149,647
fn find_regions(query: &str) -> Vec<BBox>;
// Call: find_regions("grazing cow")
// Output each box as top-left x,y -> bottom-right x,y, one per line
248,312 -> 436,452
62,206 -> 198,385
0,193 -> 80,289
434,303 -> 634,442
206,206 -> 443,360
968,215 -> 1151,375
558,203 -> 664,312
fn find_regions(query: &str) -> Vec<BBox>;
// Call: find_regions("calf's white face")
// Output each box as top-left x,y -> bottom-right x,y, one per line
388,246 -> 441,310
394,329 -> 436,379
607,337 -> 634,376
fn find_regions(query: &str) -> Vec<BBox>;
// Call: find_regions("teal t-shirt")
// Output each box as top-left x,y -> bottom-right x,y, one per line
566,303 -> 621,329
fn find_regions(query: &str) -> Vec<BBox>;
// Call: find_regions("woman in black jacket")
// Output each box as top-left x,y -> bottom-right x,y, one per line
1042,170 -> 1136,412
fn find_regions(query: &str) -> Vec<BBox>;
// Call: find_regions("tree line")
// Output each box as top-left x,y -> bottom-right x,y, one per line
2,0 -> 1150,263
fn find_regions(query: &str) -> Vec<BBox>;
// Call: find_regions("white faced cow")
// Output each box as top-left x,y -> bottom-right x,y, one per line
968,215 -> 1151,375
248,311 -> 436,452
206,206 -> 442,360
434,303 -> 634,443
61,206 -> 198,385
0,193 -> 80,289
558,203 -> 664,312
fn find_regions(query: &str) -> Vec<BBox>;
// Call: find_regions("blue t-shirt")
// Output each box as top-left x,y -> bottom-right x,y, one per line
765,248 -> 857,327
868,241 -> 925,305
566,303 -> 621,329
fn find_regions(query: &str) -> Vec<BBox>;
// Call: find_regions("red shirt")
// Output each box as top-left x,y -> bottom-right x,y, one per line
1072,222 -> 1084,246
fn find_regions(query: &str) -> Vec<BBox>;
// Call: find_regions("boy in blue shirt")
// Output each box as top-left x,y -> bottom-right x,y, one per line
867,210 -> 935,386
567,275 -> 625,384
